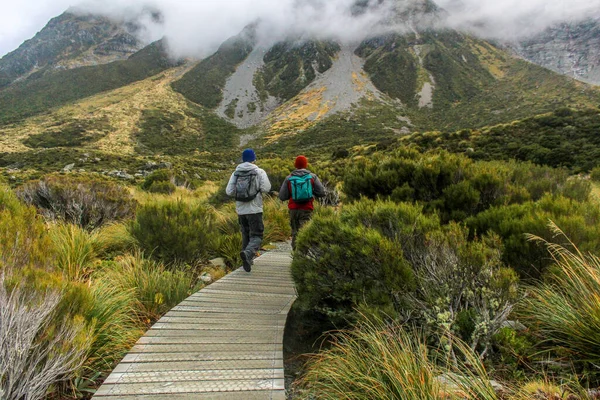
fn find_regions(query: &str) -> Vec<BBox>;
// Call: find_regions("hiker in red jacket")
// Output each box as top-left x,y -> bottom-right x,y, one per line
278,155 -> 326,250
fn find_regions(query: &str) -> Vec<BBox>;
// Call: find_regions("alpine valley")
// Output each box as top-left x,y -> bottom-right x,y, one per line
0,0 -> 598,183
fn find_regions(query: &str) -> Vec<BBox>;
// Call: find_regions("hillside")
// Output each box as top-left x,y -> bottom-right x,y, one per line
0,65 -> 242,185
0,40 -> 177,125
0,10 -> 153,89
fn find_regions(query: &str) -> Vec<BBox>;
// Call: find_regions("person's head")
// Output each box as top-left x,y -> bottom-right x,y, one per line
242,148 -> 256,163
295,155 -> 308,170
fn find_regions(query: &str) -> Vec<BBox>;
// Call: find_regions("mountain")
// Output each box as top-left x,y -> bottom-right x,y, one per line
1,1 -> 599,178
0,9 -> 163,90
510,17 -> 600,86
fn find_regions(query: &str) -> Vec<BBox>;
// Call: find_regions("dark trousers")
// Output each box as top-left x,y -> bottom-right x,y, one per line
290,209 -> 313,250
239,213 -> 264,258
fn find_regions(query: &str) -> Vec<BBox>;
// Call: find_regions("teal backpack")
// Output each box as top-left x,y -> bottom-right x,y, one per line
289,174 -> 314,203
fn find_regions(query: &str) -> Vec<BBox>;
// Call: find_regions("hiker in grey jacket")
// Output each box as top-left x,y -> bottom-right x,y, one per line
279,155 -> 325,250
226,149 -> 271,272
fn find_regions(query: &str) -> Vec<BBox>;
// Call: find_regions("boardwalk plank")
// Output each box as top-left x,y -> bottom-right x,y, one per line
94,251 -> 295,398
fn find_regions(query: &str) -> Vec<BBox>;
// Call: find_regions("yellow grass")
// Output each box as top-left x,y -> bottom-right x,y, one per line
469,41 -> 508,79
0,65 -> 196,156
591,183 -> 600,204
266,87 -> 331,141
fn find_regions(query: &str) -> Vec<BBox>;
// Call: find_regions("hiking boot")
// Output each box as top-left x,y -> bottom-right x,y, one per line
240,251 -> 252,272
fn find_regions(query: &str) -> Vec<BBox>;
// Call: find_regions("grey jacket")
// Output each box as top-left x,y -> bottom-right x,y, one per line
226,162 -> 271,215
278,169 -> 326,201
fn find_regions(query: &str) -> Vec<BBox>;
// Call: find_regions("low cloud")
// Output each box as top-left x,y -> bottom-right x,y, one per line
75,0 -> 401,58
436,0 -> 600,40
2,0 -> 599,59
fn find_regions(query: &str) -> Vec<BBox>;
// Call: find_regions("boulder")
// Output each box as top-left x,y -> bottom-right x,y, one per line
63,163 -> 75,172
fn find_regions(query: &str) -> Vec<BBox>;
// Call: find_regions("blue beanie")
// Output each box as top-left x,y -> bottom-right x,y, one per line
242,148 -> 256,162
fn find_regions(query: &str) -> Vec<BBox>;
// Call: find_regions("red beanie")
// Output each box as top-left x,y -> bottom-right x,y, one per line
294,155 -> 308,169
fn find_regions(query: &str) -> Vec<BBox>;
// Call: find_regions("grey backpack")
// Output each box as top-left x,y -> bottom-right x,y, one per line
234,170 -> 259,202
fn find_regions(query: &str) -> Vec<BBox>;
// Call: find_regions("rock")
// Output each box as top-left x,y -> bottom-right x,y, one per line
142,161 -> 172,172
143,161 -> 158,171
500,320 -> 527,331
78,169 -> 86,173
9,176 -> 16,181
200,273 -> 213,284
63,163 -> 75,172
209,258 -> 226,268
108,170 -> 134,180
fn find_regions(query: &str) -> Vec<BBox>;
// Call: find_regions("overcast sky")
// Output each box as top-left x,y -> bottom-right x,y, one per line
1,0 -> 599,59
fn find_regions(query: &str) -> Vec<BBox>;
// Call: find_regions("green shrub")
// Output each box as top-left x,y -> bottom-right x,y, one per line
342,150 -> 589,222
405,224 -> 519,357
18,175 -> 137,230
141,169 -> 172,191
129,199 -> 215,265
0,183 -> 52,269
292,213 -> 414,324
591,167 -> 600,183
147,180 -> 176,194
339,199 -> 441,265
467,195 -> 600,279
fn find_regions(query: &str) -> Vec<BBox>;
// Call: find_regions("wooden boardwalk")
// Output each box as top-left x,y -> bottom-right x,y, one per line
94,251 -> 296,399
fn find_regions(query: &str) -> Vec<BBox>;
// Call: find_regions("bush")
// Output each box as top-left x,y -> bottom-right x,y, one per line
0,183 -> 52,269
0,274 -> 92,400
340,199 -> 441,265
129,199 -> 215,265
405,224 -> 519,357
18,175 -> 137,230
292,212 -> 414,324
467,195 -> 600,279
342,150 -> 590,222
591,166 -> 600,183
147,180 -> 176,194
141,169 -> 172,191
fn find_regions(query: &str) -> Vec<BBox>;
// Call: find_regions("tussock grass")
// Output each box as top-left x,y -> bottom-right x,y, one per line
100,252 -> 197,322
523,222 -> 600,363
95,222 -> 137,257
49,223 -> 100,282
299,320 -> 502,400
85,279 -> 142,371
263,196 -> 292,244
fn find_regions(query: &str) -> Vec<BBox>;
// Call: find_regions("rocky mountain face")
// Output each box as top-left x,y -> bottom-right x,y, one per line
511,17 -> 600,86
0,10 -> 153,89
